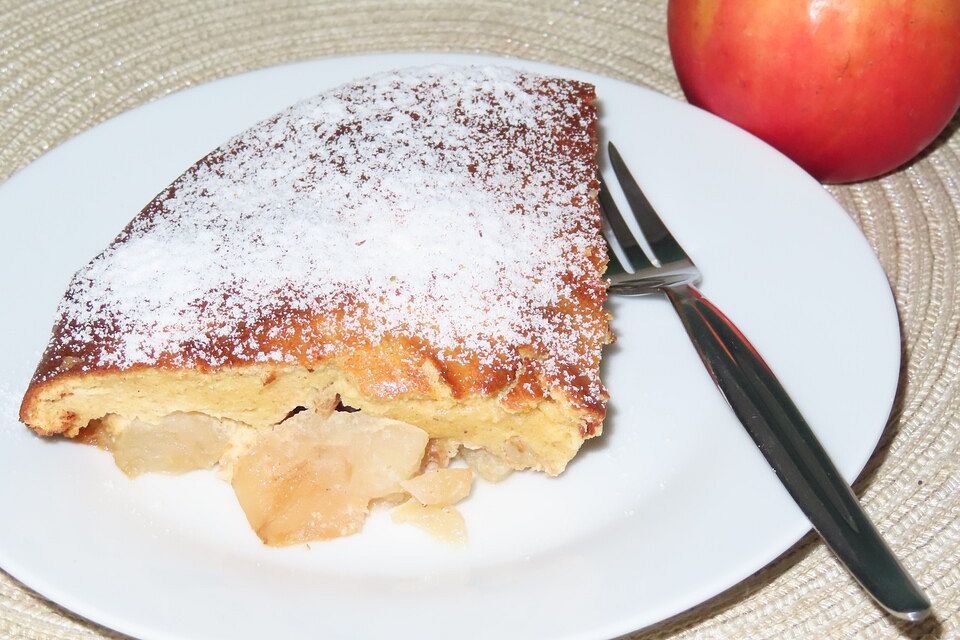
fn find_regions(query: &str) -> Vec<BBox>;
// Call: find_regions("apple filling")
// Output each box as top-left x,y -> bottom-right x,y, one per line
392,499 -> 467,545
81,407 -> 476,545
83,413 -> 235,477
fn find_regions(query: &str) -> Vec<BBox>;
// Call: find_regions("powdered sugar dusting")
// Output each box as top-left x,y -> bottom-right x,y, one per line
45,66 -> 608,403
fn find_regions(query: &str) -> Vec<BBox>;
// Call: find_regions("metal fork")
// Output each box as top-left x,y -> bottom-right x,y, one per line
601,142 -> 931,622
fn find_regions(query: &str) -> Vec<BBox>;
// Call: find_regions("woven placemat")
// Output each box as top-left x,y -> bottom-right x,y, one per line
1,1 -> 958,638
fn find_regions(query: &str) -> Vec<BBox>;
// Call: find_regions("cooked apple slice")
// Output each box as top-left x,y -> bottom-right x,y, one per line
100,413 -> 232,477
401,468 -> 473,506
232,410 -> 429,545
232,432 -> 367,545
392,498 -> 467,545
461,446 -> 513,482
316,411 -> 430,498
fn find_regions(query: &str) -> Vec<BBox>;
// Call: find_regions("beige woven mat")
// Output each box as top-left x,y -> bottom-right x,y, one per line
1,1 -> 958,638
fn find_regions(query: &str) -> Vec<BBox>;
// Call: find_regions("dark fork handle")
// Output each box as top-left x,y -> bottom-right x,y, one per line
665,284 -> 931,621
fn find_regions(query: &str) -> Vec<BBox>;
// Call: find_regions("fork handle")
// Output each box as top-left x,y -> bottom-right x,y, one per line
664,284 -> 931,622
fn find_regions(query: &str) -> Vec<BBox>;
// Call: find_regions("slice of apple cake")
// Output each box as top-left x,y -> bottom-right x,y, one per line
19,65 -> 611,544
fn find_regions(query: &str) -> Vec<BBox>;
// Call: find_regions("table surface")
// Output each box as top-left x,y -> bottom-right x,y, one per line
0,1 -> 957,639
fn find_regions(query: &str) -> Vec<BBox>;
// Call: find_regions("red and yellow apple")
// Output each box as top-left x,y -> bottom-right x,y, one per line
667,0 -> 960,183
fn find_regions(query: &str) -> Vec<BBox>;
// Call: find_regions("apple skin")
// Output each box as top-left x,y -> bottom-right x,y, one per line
667,0 -> 960,183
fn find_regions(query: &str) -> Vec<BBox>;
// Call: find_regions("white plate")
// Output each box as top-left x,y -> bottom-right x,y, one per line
0,53 -> 899,640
